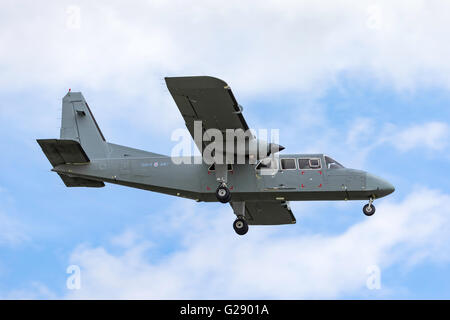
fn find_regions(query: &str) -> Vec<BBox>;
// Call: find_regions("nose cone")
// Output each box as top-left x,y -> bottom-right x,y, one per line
366,173 -> 395,198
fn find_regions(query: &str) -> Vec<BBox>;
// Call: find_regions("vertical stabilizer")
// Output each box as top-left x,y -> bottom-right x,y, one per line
60,91 -> 108,159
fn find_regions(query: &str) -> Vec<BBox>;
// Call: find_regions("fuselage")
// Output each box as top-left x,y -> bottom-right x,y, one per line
39,88 -> 395,235
53,153 -> 395,203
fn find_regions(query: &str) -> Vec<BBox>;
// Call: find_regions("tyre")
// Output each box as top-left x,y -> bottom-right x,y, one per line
363,203 -> 376,216
216,185 -> 231,203
233,218 -> 249,235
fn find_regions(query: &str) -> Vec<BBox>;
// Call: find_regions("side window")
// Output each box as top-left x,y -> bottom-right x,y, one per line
281,158 -> 296,170
298,158 -> 322,170
298,159 -> 310,169
309,159 -> 320,169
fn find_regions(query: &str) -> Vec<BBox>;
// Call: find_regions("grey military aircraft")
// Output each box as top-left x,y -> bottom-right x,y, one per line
37,76 -> 395,235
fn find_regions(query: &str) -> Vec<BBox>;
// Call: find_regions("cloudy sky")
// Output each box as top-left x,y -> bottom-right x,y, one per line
1,0 -> 450,299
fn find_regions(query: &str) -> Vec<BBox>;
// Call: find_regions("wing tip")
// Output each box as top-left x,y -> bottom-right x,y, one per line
165,75 -> 228,89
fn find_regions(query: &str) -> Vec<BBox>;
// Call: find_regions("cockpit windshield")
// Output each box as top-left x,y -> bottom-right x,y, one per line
325,156 -> 345,169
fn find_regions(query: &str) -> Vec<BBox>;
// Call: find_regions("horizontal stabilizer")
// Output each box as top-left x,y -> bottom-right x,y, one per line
57,173 -> 104,188
37,139 -> 90,167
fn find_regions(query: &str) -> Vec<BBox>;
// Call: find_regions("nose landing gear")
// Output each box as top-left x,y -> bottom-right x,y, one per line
363,197 -> 376,216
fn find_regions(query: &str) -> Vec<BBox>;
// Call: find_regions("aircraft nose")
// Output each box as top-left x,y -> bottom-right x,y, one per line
366,173 -> 395,197
381,180 -> 395,196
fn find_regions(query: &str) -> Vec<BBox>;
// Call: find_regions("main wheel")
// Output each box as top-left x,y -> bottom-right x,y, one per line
233,218 -> 249,235
216,185 -> 231,203
363,203 -> 376,216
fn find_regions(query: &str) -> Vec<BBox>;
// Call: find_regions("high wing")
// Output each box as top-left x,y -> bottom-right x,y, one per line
165,76 -> 249,152
231,201 -> 296,225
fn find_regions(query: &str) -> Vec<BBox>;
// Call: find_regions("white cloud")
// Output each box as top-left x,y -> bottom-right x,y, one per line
0,210 -> 28,246
319,119 -> 450,169
0,188 -> 29,246
2,1 -> 450,133
110,229 -> 140,248
388,122 -> 450,152
1,1 -> 450,92
65,188 -> 450,299
1,282 -> 56,300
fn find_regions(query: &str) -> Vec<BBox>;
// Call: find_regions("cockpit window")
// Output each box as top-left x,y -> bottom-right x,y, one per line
298,158 -> 322,170
324,156 -> 344,169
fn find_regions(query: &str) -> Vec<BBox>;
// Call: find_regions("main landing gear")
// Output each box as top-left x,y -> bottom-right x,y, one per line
213,164 -> 246,235
214,164 -> 232,203
233,217 -> 249,235
216,184 -> 231,203
231,201 -> 248,235
363,197 -> 376,216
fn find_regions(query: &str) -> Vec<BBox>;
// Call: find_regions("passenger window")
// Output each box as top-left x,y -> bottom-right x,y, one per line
298,159 -> 310,169
298,158 -> 321,170
309,159 -> 320,169
281,158 -> 296,170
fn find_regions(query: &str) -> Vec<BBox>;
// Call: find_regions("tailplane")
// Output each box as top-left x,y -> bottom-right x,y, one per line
36,138 -> 105,187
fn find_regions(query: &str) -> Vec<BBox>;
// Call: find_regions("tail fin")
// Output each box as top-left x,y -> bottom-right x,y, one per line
60,91 -> 108,159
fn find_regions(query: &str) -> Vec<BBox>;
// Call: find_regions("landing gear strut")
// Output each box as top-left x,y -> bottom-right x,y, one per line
214,164 -> 231,203
216,184 -> 231,203
363,197 -> 376,216
233,217 -> 249,235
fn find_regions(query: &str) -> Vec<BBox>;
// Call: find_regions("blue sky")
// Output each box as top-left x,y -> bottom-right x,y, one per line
1,1 -> 450,299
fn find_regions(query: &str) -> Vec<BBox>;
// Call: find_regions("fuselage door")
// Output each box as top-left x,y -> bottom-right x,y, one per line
255,157 -> 280,190
298,157 -> 324,191
277,158 -> 299,190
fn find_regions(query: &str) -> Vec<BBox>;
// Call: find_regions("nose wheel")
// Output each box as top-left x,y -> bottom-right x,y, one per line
233,217 -> 248,235
363,197 -> 376,216
216,184 -> 231,203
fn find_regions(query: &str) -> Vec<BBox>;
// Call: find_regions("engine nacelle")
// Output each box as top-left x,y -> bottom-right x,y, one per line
209,138 -> 284,164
